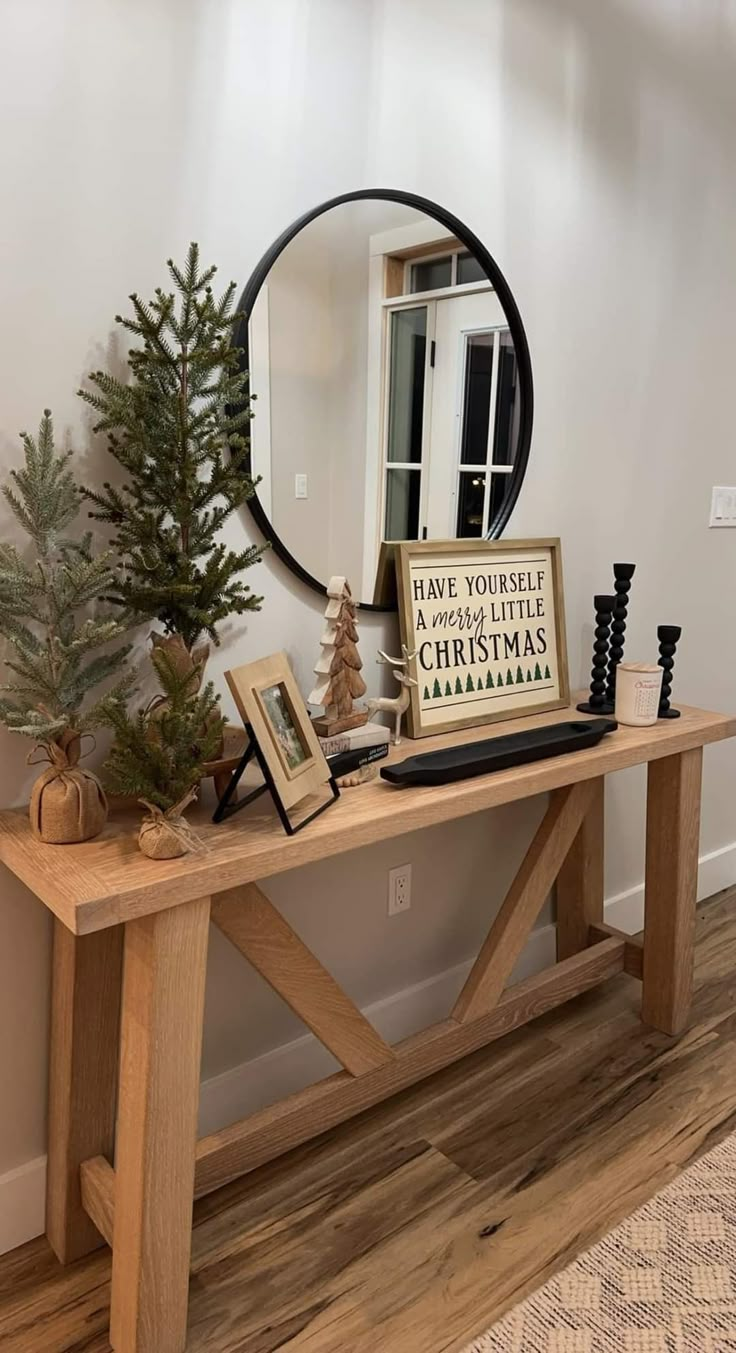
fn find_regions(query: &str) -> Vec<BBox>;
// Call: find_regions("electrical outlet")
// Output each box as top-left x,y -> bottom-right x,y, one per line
295,473 -> 308,499
388,863 -> 412,915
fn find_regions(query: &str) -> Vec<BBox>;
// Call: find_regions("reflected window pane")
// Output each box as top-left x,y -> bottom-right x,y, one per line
457,251 -> 487,285
385,468 -> 421,540
493,330 -> 519,467
456,472 -> 486,537
410,257 -> 452,293
488,472 -> 510,523
460,333 -> 492,465
387,308 -> 426,464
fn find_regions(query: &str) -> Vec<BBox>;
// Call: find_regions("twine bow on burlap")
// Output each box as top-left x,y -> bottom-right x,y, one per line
138,788 -> 207,859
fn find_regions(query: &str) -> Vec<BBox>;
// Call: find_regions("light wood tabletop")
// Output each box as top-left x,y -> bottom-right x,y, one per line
0,700 -> 733,935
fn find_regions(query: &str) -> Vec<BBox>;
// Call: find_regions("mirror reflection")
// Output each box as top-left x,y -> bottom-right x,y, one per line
246,199 -> 525,607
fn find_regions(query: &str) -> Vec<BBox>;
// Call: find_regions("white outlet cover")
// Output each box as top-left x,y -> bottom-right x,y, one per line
709,486 -> 736,527
388,863 -> 412,915
295,473 -> 308,499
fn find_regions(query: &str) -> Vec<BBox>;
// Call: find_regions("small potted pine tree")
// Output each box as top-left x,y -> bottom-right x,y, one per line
101,643 -> 224,859
0,412 -> 134,842
78,242 -> 265,757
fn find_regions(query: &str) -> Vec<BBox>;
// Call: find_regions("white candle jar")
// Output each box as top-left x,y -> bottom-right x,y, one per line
615,662 -> 663,727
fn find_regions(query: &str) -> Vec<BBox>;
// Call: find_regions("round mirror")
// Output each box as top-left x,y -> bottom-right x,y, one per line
234,189 -> 533,610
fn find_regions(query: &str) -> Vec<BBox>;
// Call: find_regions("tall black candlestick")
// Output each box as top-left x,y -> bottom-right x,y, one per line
577,595 -> 616,714
657,625 -> 681,719
606,562 -> 636,705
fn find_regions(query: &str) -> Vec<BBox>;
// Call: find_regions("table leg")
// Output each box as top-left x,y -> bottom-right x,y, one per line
46,920 -> 123,1263
110,896 -> 210,1353
556,776 -> 605,960
642,749 -> 702,1035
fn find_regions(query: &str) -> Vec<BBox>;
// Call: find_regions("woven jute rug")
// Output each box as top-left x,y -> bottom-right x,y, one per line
464,1130 -> 736,1352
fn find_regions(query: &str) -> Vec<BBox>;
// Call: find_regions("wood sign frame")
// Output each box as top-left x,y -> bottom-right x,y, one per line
396,538 -> 569,738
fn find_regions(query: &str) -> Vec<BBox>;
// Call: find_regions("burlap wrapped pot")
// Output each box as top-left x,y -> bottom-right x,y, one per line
29,735 -> 107,844
138,789 -> 203,860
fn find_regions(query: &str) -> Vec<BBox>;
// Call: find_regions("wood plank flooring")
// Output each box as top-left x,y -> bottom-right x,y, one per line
3,887 -> 736,1353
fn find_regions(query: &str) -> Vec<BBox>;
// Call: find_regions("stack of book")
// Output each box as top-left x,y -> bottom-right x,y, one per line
318,720 -> 391,758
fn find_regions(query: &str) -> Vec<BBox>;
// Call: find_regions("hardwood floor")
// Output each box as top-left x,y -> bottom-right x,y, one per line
3,887 -> 736,1353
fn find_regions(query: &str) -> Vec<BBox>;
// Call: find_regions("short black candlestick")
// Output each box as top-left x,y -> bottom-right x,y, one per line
577,594 -> 616,714
606,563 -> 636,705
657,624 -> 681,719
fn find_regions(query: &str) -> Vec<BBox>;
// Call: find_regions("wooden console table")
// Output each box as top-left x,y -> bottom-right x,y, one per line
0,701 -> 734,1351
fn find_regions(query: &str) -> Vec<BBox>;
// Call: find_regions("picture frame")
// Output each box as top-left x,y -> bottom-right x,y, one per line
395,538 -> 569,738
220,652 -> 338,832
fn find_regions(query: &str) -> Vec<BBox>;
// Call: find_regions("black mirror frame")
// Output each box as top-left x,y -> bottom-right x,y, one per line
233,188 -> 534,612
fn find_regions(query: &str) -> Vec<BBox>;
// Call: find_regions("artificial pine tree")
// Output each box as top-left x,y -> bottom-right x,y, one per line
79,243 -> 264,653
309,577 -> 368,736
102,644 -> 224,858
0,411 -> 134,841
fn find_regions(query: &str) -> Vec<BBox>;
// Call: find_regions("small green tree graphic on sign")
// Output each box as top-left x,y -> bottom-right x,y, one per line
486,670 -> 494,688
506,669 -> 514,686
544,664 -> 551,679
477,677 -> 483,691
432,678 -> 442,698
465,673 -> 474,693
423,685 -> 430,701
455,676 -> 463,695
534,662 -> 542,681
445,680 -> 452,696
515,665 -> 524,684
526,669 -> 533,682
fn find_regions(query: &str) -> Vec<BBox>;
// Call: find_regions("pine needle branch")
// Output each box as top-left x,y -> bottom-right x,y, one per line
0,412 -> 136,744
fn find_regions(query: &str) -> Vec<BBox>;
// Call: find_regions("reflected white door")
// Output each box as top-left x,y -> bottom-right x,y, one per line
424,289 -> 516,538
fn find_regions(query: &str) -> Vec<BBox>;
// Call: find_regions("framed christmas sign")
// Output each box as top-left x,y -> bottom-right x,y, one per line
395,538 -> 569,738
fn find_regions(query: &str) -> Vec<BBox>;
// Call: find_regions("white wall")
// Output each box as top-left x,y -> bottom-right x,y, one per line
1,0 -> 735,1250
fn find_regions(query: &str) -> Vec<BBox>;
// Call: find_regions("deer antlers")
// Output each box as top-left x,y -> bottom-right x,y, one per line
376,644 -> 417,667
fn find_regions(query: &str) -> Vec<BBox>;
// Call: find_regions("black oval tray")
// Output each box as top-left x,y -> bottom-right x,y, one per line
380,718 -> 618,788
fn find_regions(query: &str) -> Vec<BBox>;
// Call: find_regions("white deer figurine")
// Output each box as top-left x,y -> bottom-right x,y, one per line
366,644 -> 418,744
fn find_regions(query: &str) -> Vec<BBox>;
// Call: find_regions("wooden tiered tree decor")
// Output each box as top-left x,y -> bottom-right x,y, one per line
309,576 -> 368,737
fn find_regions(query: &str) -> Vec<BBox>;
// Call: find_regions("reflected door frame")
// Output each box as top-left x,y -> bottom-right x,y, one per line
361,220 -> 500,599
426,290 -> 513,539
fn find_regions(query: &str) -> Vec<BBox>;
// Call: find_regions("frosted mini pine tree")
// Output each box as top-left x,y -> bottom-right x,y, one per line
0,412 -> 134,842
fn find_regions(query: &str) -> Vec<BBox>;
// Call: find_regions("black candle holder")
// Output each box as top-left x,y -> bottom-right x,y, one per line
657,624 -> 682,719
577,595 -> 616,714
606,563 -> 636,705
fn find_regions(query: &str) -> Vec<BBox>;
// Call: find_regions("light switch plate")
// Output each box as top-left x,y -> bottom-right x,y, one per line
710,486 -> 736,527
295,474 -> 308,499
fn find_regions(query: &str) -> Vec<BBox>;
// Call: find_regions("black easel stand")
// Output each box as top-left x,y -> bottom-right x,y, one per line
657,625 -> 682,720
212,724 -> 340,834
577,594 -> 616,715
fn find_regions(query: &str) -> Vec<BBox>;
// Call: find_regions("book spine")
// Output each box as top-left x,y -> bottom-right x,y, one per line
319,734 -> 350,757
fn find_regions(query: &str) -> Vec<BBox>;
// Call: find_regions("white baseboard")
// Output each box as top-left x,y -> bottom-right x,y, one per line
4,837 -> 735,1257
0,1155 -> 47,1257
605,839 -> 736,933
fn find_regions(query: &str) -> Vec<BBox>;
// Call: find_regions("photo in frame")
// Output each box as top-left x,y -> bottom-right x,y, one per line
221,652 -> 338,832
395,538 -> 569,738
